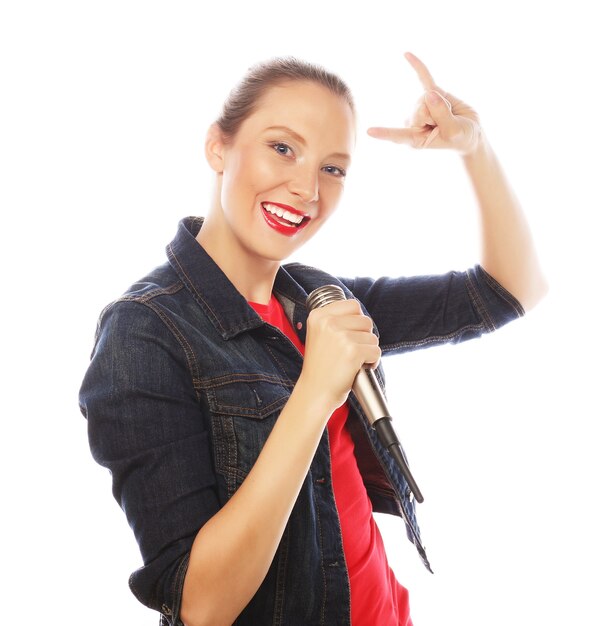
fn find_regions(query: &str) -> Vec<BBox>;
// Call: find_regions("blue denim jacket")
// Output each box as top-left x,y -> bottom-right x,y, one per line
79,216 -> 524,625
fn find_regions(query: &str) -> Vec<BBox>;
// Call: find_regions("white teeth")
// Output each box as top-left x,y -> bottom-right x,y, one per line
263,203 -> 304,225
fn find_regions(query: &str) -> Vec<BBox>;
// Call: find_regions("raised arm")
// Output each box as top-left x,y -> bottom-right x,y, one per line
367,51 -> 548,312
461,134 -> 547,311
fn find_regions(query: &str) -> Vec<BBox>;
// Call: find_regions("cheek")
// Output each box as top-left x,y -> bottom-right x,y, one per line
248,155 -> 282,192
223,152 -> 279,204
321,181 -> 344,212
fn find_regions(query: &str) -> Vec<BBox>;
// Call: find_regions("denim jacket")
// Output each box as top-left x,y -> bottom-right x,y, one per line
78,216 -> 524,625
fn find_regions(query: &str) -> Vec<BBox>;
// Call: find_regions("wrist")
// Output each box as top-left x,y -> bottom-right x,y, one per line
291,375 -> 342,423
461,129 -> 490,161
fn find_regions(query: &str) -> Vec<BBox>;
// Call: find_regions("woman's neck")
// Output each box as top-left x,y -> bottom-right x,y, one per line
196,215 -> 280,305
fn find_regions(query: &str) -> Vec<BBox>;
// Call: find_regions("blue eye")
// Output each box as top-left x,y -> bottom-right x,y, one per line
272,142 -> 293,156
323,165 -> 347,178
270,142 -> 345,178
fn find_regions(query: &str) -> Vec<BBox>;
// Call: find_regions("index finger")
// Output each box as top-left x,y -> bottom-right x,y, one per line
404,51 -> 438,91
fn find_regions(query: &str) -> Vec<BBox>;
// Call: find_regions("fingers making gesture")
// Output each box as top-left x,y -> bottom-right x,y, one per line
367,52 -> 482,155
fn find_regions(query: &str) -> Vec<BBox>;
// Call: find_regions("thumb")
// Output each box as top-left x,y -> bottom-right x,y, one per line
424,90 -> 455,132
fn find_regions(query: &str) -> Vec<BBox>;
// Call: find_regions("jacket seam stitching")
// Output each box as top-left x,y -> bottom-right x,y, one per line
480,267 -> 525,317
112,296 -> 201,382
312,466 -> 328,625
210,398 -> 289,415
167,243 -> 227,335
465,269 -> 496,331
170,552 -> 190,625
197,374 -> 294,388
381,323 -> 485,351
273,525 -> 290,625
124,282 -> 185,302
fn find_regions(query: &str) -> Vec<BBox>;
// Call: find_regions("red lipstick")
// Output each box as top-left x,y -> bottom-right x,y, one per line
260,202 -> 310,237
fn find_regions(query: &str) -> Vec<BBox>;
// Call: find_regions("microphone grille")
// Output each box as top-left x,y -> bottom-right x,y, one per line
306,285 -> 346,312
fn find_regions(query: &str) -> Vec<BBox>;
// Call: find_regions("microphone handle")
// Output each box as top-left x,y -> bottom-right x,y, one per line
353,368 -> 424,503
306,285 -> 424,504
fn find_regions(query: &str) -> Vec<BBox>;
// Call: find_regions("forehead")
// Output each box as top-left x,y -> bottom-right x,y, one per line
243,80 -> 356,149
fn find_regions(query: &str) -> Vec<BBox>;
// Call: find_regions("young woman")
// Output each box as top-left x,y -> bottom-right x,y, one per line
79,52 -> 547,626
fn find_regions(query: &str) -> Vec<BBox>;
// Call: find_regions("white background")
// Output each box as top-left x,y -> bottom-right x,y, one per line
1,1 -> 591,624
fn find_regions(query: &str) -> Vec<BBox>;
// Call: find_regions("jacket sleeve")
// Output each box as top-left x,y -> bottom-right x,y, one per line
78,299 -> 219,624
339,264 -> 524,354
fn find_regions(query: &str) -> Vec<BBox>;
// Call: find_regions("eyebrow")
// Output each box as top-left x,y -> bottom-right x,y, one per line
264,125 -> 352,164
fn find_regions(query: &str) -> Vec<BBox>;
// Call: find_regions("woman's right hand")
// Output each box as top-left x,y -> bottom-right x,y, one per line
298,299 -> 381,413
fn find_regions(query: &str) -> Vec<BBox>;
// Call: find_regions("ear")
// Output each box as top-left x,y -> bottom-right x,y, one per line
204,122 -> 226,173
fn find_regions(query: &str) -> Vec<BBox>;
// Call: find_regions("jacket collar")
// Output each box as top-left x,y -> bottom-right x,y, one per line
166,216 -> 310,341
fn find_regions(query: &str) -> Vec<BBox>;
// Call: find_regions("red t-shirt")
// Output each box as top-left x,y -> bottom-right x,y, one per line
249,294 -> 413,626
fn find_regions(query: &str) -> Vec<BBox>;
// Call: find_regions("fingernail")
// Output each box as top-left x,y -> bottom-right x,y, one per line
427,91 -> 440,105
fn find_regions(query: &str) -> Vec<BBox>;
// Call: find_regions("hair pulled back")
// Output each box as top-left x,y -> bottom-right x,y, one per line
215,56 -> 355,141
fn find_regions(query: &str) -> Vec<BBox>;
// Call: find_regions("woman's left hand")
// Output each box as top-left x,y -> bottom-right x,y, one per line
367,52 -> 483,156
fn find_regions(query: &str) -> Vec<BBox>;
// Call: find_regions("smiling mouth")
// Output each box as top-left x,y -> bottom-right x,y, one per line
261,202 -> 311,233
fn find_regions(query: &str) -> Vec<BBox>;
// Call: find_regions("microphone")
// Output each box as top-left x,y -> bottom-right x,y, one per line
306,285 -> 424,504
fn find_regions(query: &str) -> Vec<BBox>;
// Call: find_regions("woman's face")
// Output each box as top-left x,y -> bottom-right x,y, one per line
210,80 -> 356,264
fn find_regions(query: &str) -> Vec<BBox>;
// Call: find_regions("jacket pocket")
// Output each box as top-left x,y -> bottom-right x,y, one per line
205,376 -> 292,495
208,376 -> 291,419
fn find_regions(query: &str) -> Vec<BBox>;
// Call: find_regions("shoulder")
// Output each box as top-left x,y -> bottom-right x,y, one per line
282,261 -> 338,281
95,258 -> 188,331
281,261 -> 351,293
115,258 -> 183,303
90,260 -> 193,364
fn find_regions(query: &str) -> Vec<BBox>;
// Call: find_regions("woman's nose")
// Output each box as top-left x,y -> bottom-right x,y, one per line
288,166 -> 319,204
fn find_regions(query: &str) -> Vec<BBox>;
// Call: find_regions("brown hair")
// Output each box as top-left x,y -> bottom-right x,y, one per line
215,56 -> 355,141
